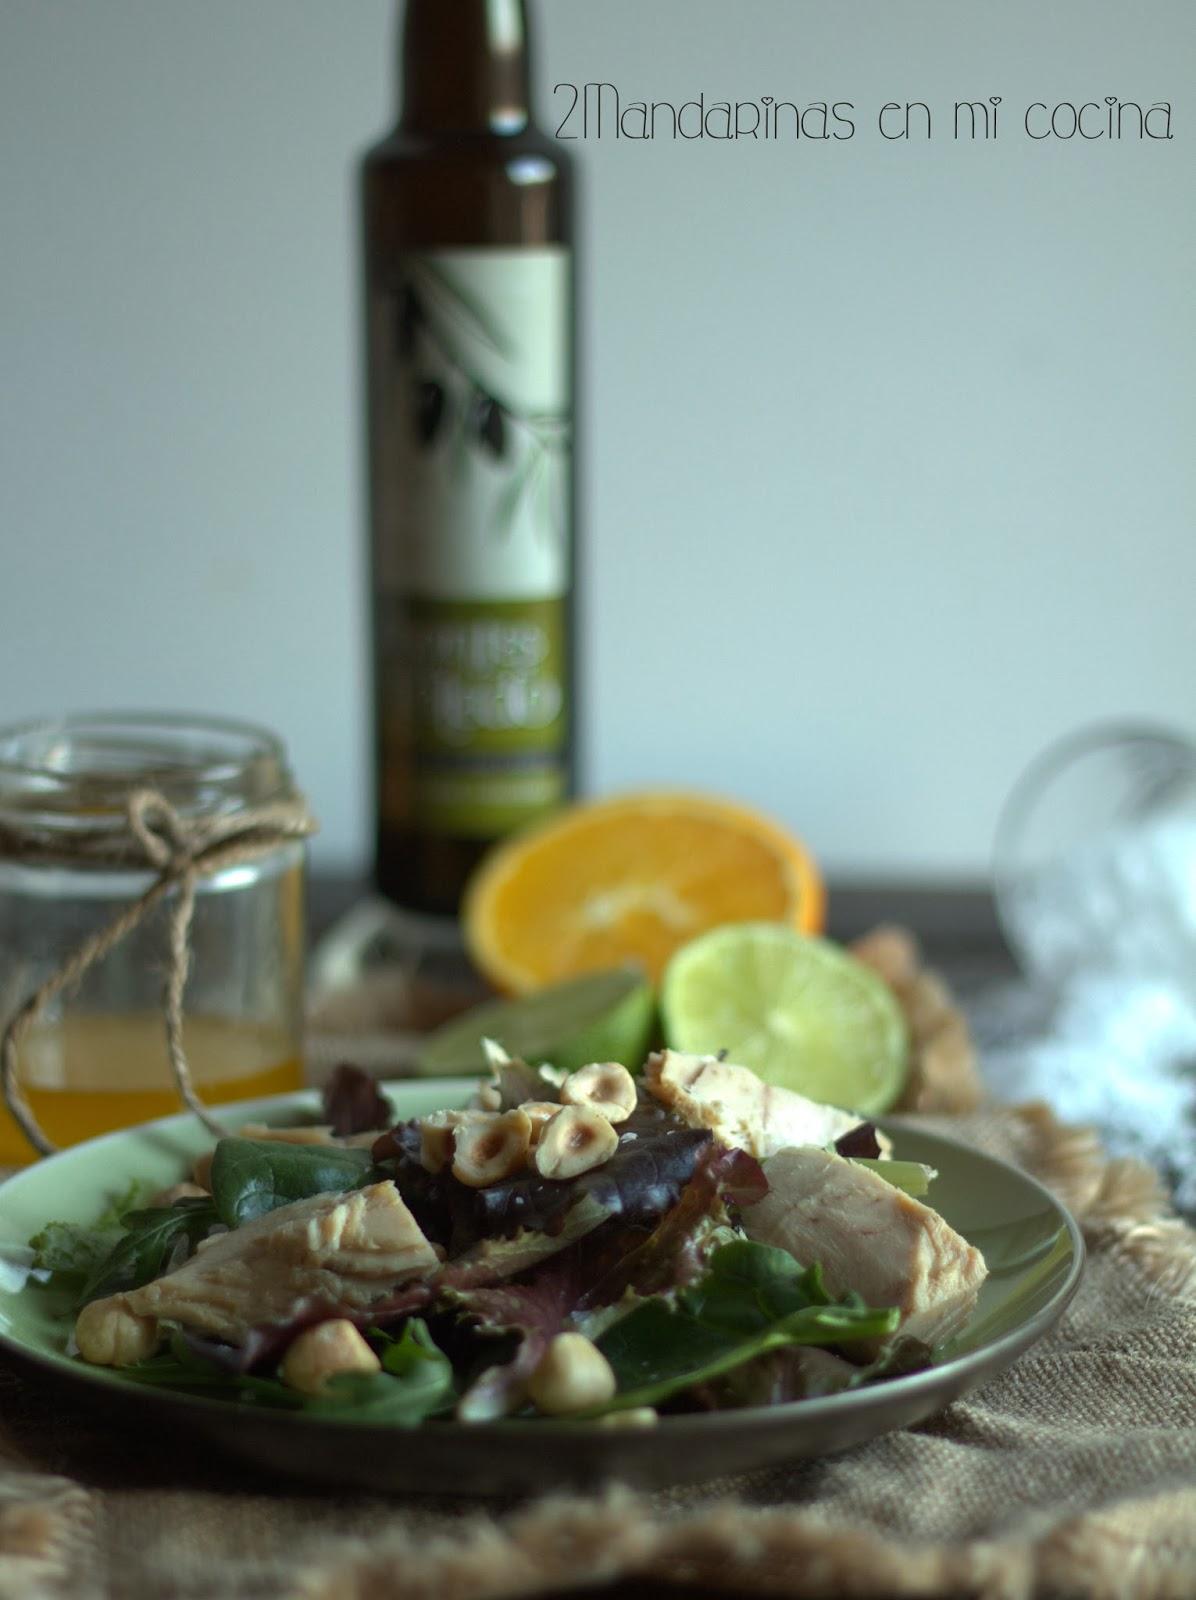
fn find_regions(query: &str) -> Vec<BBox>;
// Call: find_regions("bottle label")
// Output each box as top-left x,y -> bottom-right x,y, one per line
372,248 -> 572,840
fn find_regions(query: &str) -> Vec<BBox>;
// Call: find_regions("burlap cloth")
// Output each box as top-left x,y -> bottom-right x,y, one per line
2,937 -> 1195,1599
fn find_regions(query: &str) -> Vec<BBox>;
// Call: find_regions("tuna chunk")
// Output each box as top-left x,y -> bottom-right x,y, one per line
233,1123 -> 381,1150
119,1182 -> 438,1343
742,1147 -> 987,1348
643,1050 -> 883,1160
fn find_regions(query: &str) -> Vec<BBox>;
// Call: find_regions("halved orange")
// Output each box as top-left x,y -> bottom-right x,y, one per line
463,790 -> 825,994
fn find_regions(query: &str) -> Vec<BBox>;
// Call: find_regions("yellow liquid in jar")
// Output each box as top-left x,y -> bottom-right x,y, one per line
0,1013 -> 304,1166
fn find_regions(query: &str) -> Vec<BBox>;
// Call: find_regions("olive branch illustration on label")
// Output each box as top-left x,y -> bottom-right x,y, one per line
396,259 -> 570,544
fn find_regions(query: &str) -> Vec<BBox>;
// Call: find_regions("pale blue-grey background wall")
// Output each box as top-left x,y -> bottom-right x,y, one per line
1,1 -> 1192,877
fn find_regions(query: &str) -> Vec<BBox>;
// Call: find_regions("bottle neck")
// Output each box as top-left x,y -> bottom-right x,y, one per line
400,0 -> 532,136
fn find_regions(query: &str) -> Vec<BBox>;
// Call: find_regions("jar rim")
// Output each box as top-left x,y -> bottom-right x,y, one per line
0,711 -> 295,821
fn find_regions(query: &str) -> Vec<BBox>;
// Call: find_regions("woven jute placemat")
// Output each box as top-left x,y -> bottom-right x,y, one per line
0,931 -> 1193,1600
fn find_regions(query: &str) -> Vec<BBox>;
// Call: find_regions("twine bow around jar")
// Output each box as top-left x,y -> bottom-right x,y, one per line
0,787 -> 317,1157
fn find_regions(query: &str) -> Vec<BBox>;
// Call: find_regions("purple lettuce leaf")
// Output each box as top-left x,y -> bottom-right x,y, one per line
446,1142 -> 769,1418
175,1280 -> 434,1375
322,1064 -> 393,1138
372,1101 -> 713,1255
436,1195 -> 613,1292
447,1222 -> 657,1418
450,1254 -> 586,1421
177,1299 -> 345,1375
834,1122 -> 882,1160
578,1142 -> 767,1310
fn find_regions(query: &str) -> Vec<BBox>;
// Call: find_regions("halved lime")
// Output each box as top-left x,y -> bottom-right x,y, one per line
660,924 -> 908,1114
415,968 -> 657,1078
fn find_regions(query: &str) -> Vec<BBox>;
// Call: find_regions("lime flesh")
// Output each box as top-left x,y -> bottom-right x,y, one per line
660,924 -> 908,1114
416,968 -> 657,1078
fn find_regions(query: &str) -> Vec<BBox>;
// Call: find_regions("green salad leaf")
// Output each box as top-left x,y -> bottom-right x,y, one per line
29,1179 -> 156,1284
595,1240 -> 900,1412
119,1336 -> 305,1408
78,1199 -> 218,1305
31,1221 -> 122,1282
209,1139 -> 374,1228
309,1321 -> 455,1424
121,1320 -> 454,1425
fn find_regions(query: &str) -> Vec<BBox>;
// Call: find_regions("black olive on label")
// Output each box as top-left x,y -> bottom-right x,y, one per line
469,393 -> 508,458
397,285 -> 423,360
415,380 -> 446,445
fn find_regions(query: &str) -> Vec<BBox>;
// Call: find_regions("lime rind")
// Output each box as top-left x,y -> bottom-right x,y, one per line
416,968 -> 657,1079
660,924 -> 909,1115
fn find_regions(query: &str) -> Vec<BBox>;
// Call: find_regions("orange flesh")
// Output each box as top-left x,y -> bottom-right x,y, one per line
465,793 -> 824,992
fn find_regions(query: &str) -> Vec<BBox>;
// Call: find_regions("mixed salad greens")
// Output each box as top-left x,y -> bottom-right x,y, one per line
26,1051 -> 985,1426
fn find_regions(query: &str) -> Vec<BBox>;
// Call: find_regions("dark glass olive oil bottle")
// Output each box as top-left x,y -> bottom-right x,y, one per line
363,0 -> 575,917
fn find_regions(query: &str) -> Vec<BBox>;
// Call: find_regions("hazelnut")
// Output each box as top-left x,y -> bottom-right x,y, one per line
281,1319 -> 381,1396
597,1407 -> 659,1429
534,1105 -> 619,1180
560,1062 -> 638,1124
452,1108 -> 533,1187
416,1108 -> 492,1173
526,1333 -> 617,1415
75,1297 -> 160,1367
520,1101 -> 562,1145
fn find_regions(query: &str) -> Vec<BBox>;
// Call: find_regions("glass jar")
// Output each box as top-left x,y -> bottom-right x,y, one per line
993,719 -> 1196,995
0,713 -> 307,1163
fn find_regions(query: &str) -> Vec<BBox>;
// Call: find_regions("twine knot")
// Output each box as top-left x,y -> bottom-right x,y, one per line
0,786 -> 317,1157
128,790 -> 195,872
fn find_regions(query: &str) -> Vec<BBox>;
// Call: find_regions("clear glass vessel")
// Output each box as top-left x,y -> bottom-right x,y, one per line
0,713 -> 306,1163
993,720 -> 1196,995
